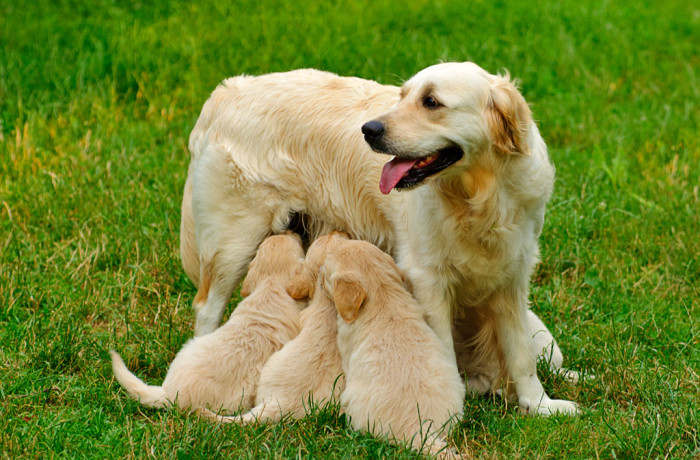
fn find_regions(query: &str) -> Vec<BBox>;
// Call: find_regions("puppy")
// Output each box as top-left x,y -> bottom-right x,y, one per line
204,231 -> 349,424
323,239 -> 465,456
181,62 -> 579,415
110,233 -> 304,413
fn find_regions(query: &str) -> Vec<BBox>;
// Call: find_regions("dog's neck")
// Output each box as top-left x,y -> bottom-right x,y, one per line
435,143 -> 550,227
434,157 -> 507,239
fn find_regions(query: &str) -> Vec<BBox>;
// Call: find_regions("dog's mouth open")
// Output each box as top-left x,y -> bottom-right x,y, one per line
379,145 -> 463,194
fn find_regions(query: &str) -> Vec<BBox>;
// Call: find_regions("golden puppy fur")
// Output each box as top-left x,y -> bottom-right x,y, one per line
204,232 -> 349,424
181,62 -> 578,415
323,239 -> 465,456
110,233 -> 304,412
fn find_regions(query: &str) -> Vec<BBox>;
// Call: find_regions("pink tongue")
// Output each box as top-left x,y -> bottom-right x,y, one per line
379,157 -> 417,195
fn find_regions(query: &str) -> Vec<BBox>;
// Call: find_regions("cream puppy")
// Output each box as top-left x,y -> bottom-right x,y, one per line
323,239 -> 465,456
110,233 -> 305,413
204,232 -> 349,424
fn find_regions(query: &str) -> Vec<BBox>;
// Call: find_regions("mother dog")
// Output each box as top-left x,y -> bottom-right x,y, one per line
180,62 -> 578,415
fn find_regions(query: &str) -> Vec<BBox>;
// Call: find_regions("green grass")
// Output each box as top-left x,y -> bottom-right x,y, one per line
1,0 -> 697,457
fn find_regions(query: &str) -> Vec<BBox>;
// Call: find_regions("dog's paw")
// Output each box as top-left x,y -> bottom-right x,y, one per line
519,396 -> 579,416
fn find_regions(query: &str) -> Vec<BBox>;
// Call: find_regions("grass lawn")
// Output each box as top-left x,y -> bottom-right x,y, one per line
1,0 -> 697,457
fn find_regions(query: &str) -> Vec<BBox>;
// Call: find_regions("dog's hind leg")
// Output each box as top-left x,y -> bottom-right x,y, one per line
491,284 -> 579,416
527,309 -> 564,371
527,310 -> 589,383
189,146 -> 276,336
193,220 -> 269,336
180,171 -> 200,287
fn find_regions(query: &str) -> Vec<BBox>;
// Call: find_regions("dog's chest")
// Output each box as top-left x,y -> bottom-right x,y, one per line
448,243 -> 520,303
403,205 -> 532,305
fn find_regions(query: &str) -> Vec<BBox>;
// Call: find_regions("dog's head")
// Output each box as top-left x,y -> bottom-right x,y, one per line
240,232 -> 305,297
285,231 -> 350,300
320,239 -> 403,323
362,62 -> 533,194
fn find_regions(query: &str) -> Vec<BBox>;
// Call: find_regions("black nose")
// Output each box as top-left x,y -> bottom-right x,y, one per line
361,120 -> 385,140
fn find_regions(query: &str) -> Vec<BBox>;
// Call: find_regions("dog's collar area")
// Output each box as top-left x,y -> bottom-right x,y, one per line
391,145 -> 463,191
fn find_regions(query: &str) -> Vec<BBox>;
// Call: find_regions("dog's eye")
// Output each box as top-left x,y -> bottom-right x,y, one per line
423,96 -> 441,109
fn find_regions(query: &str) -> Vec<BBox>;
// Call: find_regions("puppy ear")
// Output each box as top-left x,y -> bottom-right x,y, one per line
333,275 -> 366,323
486,74 -> 532,155
286,266 -> 315,299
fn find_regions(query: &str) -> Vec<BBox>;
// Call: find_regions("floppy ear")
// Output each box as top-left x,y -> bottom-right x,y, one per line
486,74 -> 532,155
333,275 -> 366,323
286,266 -> 315,299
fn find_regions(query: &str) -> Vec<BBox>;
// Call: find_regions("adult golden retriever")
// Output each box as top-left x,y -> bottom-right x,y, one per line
180,62 -> 578,415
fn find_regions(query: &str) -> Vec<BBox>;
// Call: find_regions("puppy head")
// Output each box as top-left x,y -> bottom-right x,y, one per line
362,62 -> 533,194
285,231 -> 350,300
240,232 -> 305,297
321,240 -> 401,323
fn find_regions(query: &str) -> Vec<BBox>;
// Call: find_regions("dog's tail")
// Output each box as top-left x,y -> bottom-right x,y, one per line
110,350 -> 170,408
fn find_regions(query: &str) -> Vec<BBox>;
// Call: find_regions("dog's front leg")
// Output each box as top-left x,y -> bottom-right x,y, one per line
406,268 -> 457,361
491,285 -> 579,416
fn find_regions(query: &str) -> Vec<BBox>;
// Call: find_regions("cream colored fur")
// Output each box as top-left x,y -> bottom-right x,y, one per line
324,240 -> 465,457
181,62 -> 578,415
111,233 -> 304,413
204,233 -> 348,424
454,309 -> 576,396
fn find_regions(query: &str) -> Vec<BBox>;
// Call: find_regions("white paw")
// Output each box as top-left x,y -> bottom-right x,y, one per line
519,396 -> 579,416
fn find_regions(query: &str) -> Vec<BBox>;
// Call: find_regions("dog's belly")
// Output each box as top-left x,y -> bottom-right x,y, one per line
229,151 -> 402,253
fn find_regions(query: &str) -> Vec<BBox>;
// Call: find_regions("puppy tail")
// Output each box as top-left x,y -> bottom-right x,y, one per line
110,350 -> 170,408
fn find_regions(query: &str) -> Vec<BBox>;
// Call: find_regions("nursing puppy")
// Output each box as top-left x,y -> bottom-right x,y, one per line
181,62 -> 579,415
110,233 -> 304,413
204,232 -> 348,424
324,239 -> 465,456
